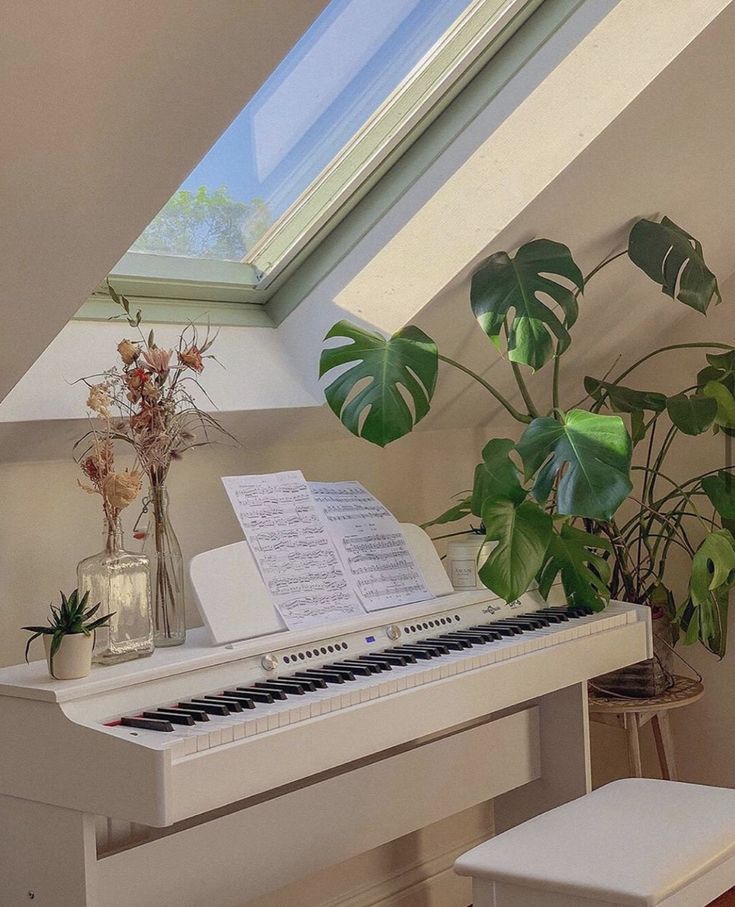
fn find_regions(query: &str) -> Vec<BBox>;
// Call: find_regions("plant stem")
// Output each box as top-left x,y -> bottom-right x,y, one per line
552,352 -> 561,412
437,354 -> 531,423
615,342 -> 735,385
581,249 -> 628,288
510,361 -> 541,418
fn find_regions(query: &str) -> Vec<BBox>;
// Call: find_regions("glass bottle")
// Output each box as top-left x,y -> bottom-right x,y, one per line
143,483 -> 186,646
77,516 -> 154,664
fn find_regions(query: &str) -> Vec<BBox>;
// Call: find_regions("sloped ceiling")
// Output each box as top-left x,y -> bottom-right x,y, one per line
414,0 -> 735,435
0,0 -> 328,403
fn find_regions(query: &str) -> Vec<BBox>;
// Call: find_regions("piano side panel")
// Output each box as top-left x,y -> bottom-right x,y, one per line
96,708 -> 540,907
0,697 -> 171,826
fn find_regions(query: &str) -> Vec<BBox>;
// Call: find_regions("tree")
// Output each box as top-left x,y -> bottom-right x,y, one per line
132,186 -> 271,260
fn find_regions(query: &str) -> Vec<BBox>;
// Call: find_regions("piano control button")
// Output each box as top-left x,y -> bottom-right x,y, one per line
261,653 -> 279,672
146,710 -> 195,726
230,687 -> 276,703
200,696 -> 244,712
121,716 -> 175,732
386,624 -> 401,640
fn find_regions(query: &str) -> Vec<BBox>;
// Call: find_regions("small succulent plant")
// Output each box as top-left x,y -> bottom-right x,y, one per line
22,589 -> 113,665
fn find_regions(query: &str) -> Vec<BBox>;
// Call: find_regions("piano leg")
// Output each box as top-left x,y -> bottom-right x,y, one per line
493,681 -> 591,833
0,793 -> 97,906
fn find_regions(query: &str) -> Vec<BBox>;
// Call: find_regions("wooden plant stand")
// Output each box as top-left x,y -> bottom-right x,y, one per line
589,675 -> 704,779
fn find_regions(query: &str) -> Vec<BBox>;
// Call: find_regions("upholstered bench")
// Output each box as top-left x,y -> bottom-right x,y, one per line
455,779 -> 735,906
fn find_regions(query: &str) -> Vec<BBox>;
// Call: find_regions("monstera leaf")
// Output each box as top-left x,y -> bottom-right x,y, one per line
470,239 -> 584,371
515,410 -> 632,520
702,471 -> 735,534
471,438 -> 525,517
697,351 -> 735,436
702,380 -> 735,428
628,217 -> 721,313
478,499 -> 552,602
685,530 -> 735,656
584,377 -> 666,413
320,321 -> 438,447
536,523 -> 612,611
666,392 -> 717,435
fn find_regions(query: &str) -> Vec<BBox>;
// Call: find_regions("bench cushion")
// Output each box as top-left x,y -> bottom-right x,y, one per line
455,779 -> 735,906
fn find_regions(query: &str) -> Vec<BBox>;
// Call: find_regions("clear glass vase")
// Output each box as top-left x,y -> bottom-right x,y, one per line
77,517 -> 154,664
143,483 -> 186,647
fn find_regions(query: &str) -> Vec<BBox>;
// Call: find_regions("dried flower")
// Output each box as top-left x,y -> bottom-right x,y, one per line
141,382 -> 161,401
142,347 -> 172,374
86,383 -> 111,417
101,470 -> 142,510
179,345 -> 204,373
117,339 -> 140,365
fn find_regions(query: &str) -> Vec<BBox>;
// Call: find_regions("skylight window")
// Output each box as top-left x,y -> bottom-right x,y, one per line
132,0 -> 476,263
105,0 -> 544,312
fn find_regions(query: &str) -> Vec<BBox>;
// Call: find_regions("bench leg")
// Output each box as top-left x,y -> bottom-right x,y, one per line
652,711 -> 678,781
625,712 -> 643,777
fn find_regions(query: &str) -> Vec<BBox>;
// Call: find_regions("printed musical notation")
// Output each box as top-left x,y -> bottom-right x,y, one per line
222,472 -> 364,630
309,481 -> 433,612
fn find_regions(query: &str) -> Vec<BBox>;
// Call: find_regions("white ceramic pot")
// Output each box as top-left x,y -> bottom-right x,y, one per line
43,632 -> 93,680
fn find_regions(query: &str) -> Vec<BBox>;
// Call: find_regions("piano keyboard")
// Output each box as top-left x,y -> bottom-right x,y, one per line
102,601 -> 634,758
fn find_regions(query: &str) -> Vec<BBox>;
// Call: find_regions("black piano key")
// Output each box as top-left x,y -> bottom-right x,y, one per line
173,704 -> 210,721
402,642 -> 446,656
383,648 -> 416,663
371,652 -> 408,666
121,716 -> 174,732
537,609 -> 570,621
230,687 -> 277,703
478,622 -> 521,635
426,636 -> 467,650
242,684 -> 287,700
187,699 -> 235,715
323,665 -> 357,681
292,669 -> 345,684
284,673 -> 327,688
534,610 -> 565,623
491,621 -> 531,632
329,661 -> 373,676
358,655 -> 394,670
145,710 -> 195,726
255,680 -> 305,696
451,629 -> 498,643
386,646 -> 432,660
199,696 -> 244,712
337,659 -> 382,674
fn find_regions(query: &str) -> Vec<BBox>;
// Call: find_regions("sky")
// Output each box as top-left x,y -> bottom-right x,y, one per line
176,0 -> 471,222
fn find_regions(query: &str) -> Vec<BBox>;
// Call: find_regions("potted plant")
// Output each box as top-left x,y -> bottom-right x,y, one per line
319,215 -> 735,696
22,589 -> 113,680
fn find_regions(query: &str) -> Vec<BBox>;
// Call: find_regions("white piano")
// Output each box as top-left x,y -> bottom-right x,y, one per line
0,525 -> 651,906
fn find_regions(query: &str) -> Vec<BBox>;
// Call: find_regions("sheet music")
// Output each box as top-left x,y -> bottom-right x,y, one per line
309,481 -> 433,612
221,472 -> 364,630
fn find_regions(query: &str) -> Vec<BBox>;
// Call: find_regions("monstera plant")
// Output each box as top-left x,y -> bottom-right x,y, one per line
319,216 -> 735,685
